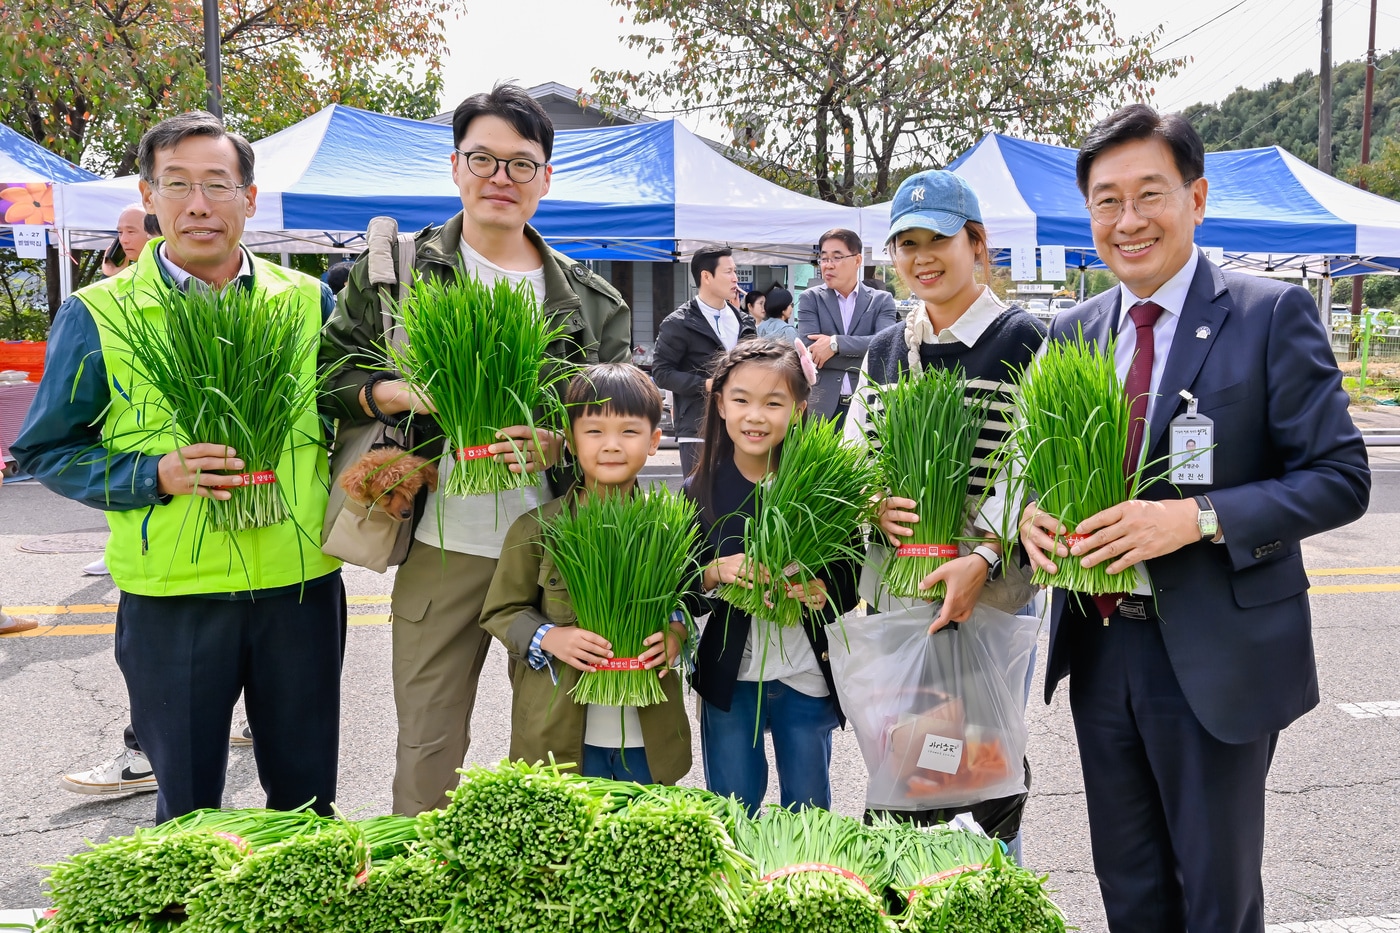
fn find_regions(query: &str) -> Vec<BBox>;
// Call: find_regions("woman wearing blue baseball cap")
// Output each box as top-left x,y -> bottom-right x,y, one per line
843,169 -> 1048,858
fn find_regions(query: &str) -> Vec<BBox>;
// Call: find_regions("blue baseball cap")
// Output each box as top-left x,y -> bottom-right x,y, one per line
886,170 -> 983,243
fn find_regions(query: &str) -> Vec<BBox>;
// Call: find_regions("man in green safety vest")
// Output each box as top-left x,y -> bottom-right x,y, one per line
13,112 -> 345,824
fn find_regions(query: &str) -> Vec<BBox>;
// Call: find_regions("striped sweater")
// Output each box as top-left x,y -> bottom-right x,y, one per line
846,302 -> 1046,535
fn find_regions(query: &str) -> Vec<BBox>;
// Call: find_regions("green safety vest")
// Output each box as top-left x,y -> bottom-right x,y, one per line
79,241 -> 341,596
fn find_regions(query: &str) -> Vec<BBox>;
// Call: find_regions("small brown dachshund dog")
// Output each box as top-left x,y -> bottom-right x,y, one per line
339,447 -> 438,520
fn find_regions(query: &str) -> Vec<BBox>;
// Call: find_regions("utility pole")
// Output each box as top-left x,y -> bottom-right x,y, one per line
203,0 -> 222,120
1319,0 -> 1333,174
1349,0 -> 1378,323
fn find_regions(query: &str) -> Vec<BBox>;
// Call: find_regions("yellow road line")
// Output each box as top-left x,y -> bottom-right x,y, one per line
1309,583 -> 1400,594
4,614 -> 394,638
6,596 -> 392,616
1307,566 -> 1400,577
6,571 -> 1400,639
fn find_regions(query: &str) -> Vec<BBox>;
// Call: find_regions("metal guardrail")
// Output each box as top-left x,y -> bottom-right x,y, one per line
1361,429 -> 1400,447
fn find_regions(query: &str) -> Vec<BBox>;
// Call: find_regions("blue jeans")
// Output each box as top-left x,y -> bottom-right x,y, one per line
581,744 -> 654,784
700,680 -> 841,815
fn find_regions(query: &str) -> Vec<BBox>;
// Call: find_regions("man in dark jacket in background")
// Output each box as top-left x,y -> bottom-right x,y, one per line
651,246 -> 756,476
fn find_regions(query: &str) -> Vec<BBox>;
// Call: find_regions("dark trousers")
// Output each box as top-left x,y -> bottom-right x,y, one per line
115,574 -> 346,823
123,723 -> 140,753
1065,604 -> 1276,933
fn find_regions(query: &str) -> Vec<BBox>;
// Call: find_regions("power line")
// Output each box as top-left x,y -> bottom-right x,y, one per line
1156,0 -> 1256,53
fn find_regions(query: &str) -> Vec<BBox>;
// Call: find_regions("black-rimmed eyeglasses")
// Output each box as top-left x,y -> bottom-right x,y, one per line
455,149 -> 545,184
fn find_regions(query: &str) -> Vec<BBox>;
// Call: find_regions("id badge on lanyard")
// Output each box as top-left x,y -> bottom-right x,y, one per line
1169,389 -> 1213,485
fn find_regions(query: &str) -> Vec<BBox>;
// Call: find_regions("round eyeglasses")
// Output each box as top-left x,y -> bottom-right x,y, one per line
455,149 -> 545,184
1087,180 -> 1196,225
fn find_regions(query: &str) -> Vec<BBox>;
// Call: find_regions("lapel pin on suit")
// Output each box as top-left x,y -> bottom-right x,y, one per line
1196,326 -> 1211,339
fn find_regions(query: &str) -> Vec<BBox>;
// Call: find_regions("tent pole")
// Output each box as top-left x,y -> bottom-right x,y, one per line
58,229 -> 73,301
1319,259 -> 1332,332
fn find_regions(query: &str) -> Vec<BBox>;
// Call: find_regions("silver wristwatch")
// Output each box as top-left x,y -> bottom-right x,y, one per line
971,544 -> 1002,580
828,335 -> 839,354
1193,495 -> 1219,540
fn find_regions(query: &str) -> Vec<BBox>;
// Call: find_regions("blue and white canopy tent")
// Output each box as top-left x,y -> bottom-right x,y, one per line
57,105 -> 865,267
0,123 -> 100,298
860,133 -> 1400,289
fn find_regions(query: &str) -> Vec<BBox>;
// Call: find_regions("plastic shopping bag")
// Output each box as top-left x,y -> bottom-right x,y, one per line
827,602 -> 1037,811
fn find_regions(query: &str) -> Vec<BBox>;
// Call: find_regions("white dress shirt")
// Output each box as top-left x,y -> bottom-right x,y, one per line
1111,248 -> 1201,594
697,297 -> 740,351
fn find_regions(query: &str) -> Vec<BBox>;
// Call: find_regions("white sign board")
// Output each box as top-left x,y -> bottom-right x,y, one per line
736,265 -> 755,285
1039,245 -> 1066,282
1016,284 -> 1055,294
1201,246 -> 1225,265
12,225 -> 47,259
1010,245 -> 1037,282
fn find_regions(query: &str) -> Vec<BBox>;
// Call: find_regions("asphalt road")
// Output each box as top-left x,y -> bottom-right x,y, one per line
2,445 -> 1398,930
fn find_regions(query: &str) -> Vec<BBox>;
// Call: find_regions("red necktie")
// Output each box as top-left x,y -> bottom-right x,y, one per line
1090,301 -> 1164,622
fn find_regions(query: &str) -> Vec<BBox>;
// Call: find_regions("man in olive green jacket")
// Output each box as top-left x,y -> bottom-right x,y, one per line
319,85 -> 630,815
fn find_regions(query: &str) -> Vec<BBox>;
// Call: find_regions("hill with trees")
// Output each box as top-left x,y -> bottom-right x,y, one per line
1180,48 -> 1399,177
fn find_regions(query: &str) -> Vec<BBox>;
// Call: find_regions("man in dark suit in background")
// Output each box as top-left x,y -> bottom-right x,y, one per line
652,246 -> 757,476
798,228 -> 897,426
1021,105 -> 1369,933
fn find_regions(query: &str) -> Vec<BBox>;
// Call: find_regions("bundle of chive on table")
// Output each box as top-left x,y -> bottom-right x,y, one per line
33,760 -> 1066,933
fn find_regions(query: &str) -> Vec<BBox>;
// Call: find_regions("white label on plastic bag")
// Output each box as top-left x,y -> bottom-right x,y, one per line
917,734 -> 964,774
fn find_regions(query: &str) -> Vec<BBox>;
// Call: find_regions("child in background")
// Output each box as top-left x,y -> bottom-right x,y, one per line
481,363 -> 691,784
685,338 -> 859,815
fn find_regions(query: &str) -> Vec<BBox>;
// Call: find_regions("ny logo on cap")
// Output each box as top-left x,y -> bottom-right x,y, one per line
910,187 -> 925,203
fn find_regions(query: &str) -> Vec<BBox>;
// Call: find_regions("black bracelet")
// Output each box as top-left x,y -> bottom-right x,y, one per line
362,371 -> 403,427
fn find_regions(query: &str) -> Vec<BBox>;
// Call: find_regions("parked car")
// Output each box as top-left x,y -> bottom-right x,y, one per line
1050,298 -> 1077,312
1025,299 -> 1051,312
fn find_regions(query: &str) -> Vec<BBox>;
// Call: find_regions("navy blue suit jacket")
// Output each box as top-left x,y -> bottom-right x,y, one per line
1042,251 -> 1370,744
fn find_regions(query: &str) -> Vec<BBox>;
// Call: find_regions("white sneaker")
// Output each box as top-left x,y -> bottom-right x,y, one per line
230,723 -> 253,747
59,747 -> 158,796
82,558 -> 110,576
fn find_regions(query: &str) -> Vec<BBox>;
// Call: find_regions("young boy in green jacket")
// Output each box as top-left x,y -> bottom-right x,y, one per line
481,363 -> 691,784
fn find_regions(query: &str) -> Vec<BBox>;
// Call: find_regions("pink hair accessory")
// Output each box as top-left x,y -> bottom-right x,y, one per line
794,339 -> 819,387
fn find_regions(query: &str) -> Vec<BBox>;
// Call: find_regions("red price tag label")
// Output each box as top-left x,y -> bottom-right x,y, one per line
895,543 -> 958,558
455,445 -> 494,461
909,864 -> 984,899
593,656 -> 646,671
235,471 -> 276,486
1064,533 -> 1090,547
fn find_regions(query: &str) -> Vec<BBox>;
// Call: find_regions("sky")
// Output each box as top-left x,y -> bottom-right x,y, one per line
436,0 -> 1398,126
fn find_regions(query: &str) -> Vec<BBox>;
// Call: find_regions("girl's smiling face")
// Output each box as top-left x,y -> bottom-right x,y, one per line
716,361 -> 805,468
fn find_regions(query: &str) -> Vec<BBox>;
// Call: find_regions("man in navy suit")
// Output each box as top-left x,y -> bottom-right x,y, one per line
1020,105 -> 1369,932
798,228 -> 898,425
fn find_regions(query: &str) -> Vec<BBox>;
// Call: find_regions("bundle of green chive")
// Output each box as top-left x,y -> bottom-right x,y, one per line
541,487 -> 700,708
871,366 -> 991,601
562,786 -> 753,933
733,805 -> 895,933
97,286 -> 319,534
1013,330 -> 1143,594
883,820 -> 1066,932
182,819 -> 368,933
720,416 -> 880,628
387,272 -> 568,498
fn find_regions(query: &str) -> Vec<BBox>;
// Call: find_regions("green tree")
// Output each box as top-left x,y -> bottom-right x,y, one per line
589,0 -> 1182,205
0,0 -> 459,174
1343,137 -> 1400,201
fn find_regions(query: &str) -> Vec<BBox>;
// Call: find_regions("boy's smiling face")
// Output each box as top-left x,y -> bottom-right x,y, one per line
569,409 -> 662,493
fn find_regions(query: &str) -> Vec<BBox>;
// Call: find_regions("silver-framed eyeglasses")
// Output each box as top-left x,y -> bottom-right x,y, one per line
1087,179 -> 1196,225
817,252 -> 858,266
455,148 -> 545,183
152,176 -> 247,201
